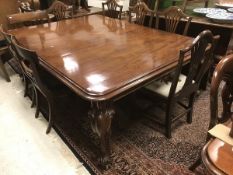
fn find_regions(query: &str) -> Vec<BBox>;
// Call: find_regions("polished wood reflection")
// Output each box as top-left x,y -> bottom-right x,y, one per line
10,15 -> 193,101
7,10 -> 49,25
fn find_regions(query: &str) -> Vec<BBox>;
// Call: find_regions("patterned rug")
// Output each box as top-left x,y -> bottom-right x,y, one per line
37,85 -> 216,175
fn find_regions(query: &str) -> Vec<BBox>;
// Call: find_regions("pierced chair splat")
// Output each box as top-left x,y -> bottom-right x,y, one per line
102,0 -> 123,19
155,6 -> 192,36
47,0 -> 69,21
129,1 -> 155,26
11,37 -> 69,134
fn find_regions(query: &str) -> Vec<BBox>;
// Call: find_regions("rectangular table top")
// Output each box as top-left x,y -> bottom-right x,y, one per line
10,15 -> 193,101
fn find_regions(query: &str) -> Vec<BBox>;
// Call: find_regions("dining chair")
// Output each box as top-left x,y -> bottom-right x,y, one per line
11,37 -> 68,134
208,54 -> 233,138
143,30 -> 215,138
0,41 -> 11,82
47,0 -> 68,21
0,26 -> 38,108
128,1 -> 155,26
196,54 -> 233,175
102,0 -> 123,19
155,6 -> 192,36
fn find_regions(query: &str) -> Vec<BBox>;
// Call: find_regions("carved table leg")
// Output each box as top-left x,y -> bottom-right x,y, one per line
88,101 -> 115,165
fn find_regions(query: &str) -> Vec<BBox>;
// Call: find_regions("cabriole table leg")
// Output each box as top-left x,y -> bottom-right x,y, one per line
88,101 -> 115,165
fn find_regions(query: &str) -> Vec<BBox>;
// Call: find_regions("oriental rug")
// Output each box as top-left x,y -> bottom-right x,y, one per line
40,86 -> 216,175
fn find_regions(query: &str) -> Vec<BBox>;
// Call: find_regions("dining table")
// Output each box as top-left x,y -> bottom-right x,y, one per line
9,14 -> 193,164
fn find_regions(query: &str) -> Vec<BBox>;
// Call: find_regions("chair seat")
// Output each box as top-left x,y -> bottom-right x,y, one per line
202,137 -> 233,175
145,74 -> 187,97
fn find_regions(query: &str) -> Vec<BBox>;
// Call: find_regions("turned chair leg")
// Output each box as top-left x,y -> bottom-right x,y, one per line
46,98 -> 55,134
187,93 -> 195,124
35,89 -> 40,118
35,105 -> 40,118
165,102 -> 174,138
0,58 -> 10,82
24,78 -> 29,97
31,87 -> 36,108
166,111 -> 172,139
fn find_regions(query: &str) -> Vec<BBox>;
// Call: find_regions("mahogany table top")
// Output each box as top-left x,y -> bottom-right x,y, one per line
10,15 -> 193,101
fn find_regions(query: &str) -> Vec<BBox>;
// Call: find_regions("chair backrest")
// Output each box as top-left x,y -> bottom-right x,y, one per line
102,0 -> 123,19
11,37 -> 49,95
47,0 -> 68,21
0,25 -> 19,61
0,25 -> 12,45
168,30 -> 214,100
7,10 -> 50,29
181,0 -> 209,12
155,6 -> 192,35
31,0 -> 41,11
128,1 -> 155,26
0,26 -> 30,77
209,54 -> 233,137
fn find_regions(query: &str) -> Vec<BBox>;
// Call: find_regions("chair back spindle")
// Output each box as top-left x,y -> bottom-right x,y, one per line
47,1 -> 68,21
129,1 -> 155,26
156,6 -> 192,35
209,54 -> 233,137
11,37 -> 49,96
